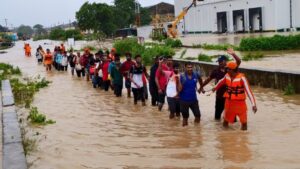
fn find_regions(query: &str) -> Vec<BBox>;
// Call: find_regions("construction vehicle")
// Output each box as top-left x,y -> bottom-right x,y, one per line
168,0 -> 203,38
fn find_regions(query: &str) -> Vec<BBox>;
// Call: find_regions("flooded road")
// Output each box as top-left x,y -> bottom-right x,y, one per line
1,41 -> 300,169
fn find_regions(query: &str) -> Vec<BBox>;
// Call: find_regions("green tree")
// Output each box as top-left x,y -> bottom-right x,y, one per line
49,28 -> 65,40
114,0 -> 135,27
140,7 -> 151,26
65,29 -> 83,40
76,2 -> 116,36
17,25 -> 34,39
0,25 -> 8,32
76,2 -> 97,32
33,24 -> 47,35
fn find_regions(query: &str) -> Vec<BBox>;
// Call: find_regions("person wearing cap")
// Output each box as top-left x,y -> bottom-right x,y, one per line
200,48 -> 241,121
212,61 -> 257,130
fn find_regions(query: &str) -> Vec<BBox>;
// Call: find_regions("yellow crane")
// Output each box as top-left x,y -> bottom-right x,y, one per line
168,0 -> 203,38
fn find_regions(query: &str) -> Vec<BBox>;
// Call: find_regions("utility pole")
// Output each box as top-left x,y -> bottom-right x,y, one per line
135,0 -> 141,27
4,18 -> 8,28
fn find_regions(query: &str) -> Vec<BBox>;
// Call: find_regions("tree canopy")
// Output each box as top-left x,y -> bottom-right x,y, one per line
76,0 -> 151,37
17,25 -> 34,39
33,24 -> 47,35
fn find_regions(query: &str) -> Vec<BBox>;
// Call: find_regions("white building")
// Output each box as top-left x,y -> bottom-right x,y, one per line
174,0 -> 300,34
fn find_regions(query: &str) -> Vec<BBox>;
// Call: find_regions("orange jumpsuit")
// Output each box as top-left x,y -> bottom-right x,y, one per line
44,53 -> 53,65
215,73 -> 256,124
24,44 -> 31,56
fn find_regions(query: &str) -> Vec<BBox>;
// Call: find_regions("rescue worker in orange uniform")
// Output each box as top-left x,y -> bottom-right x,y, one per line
44,49 -> 53,71
213,61 -> 257,130
24,43 -> 32,57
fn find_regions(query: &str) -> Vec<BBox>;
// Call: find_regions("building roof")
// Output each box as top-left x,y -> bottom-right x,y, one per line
146,2 -> 174,15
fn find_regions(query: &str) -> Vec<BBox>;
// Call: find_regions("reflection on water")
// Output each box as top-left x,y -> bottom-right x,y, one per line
217,132 -> 251,164
1,41 -> 300,168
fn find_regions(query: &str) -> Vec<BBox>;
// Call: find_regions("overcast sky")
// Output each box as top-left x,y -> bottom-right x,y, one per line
0,0 -> 174,28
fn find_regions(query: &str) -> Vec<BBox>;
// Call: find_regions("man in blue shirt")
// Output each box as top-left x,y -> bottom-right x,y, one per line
178,63 -> 203,126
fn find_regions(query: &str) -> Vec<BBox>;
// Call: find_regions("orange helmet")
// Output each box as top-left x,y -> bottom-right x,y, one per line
226,61 -> 237,70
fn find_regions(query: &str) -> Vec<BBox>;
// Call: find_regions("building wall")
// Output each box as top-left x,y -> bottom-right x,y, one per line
292,0 -> 300,29
174,0 -> 298,33
137,25 -> 153,39
274,0 -> 291,30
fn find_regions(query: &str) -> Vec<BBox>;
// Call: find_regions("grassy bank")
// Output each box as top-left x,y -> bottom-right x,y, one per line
113,38 -> 175,65
239,34 -> 300,51
0,63 -> 55,155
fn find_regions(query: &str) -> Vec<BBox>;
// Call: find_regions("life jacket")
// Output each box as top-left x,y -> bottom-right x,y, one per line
224,73 -> 246,100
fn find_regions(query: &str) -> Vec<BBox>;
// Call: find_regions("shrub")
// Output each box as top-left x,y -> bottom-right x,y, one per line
184,57 -> 197,60
242,53 -> 264,61
142,45 -> 175,65
27,107 -> 56,125
239,34 -> 300,51
0,63 -> 21,82
198,53 -> 213,62
33,34 -> 49,41
49,28 -> 66,41
202,43 -> 238,51
113,38 -> 143,56
164,38 -> 182,48
65,29 -> 83,40
192,43 -> 202,48
113,38 -> 175,65
284,83 -> 295,95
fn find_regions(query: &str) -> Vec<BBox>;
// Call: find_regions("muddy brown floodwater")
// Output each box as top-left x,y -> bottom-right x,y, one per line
1,40 -> 300,169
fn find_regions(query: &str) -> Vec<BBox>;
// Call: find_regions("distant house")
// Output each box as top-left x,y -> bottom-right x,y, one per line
146,2 -> 175,23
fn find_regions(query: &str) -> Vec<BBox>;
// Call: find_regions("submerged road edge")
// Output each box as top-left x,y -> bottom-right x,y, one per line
1,80 -> 27,169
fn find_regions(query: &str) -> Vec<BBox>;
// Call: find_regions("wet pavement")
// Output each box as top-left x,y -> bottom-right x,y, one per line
1,40 -> 300,169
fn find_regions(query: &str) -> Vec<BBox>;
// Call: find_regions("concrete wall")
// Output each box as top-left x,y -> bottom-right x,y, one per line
1,80 -> 27,169
137,25 -> 153,39
173,59 -> 300,94
174,0 -> 299,33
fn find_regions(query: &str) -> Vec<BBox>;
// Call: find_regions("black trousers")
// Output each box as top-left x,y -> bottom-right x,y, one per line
180,100 -> 201,119
149,84 -> 158,106
114,84 -> 123,97
62,65 -> 68,71
132,87 -> 145,103
103,80 -> 110,91
158,92 -> 166,104
215,97 -> 225,120
167,97 -> 180,115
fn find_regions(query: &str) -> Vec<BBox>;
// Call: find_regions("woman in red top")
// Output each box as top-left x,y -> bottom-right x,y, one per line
101,55 -> 110,91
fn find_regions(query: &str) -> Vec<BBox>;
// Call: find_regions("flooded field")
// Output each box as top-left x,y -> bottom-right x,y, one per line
1,40 -> 300,169
174,32 -> 300,72
178,32 -> 300,46
174,48 -> 300,72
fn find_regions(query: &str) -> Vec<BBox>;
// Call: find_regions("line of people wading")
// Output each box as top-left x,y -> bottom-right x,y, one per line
31,44 -> 258,130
